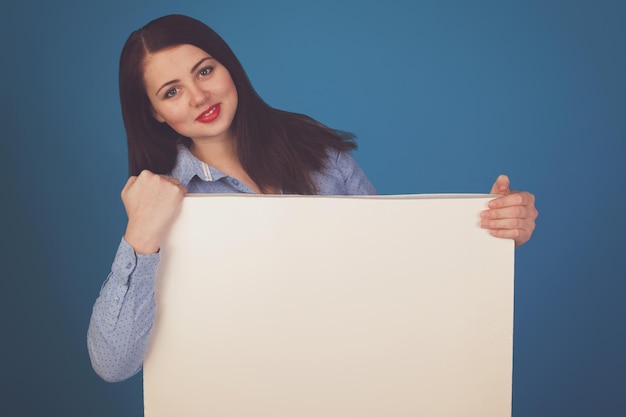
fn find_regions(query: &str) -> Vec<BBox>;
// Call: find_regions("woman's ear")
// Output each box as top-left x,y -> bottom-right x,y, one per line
150,106 -> 166,123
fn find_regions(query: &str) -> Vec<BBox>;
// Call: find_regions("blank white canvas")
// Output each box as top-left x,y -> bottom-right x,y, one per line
144,194 -> 514,417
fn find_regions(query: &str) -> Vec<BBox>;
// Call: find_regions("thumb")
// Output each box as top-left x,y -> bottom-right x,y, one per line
121,175 -> 139,196
490,174 -> 510,195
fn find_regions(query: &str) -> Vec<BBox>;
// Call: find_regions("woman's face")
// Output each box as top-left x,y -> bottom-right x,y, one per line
143,44 -> 238,144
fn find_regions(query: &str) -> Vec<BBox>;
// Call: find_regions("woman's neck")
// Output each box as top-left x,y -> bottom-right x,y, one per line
189,137 -> 277,194
189,136 -> 238,170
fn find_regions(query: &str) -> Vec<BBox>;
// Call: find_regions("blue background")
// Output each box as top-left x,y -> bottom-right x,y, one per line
2,1 -> 624,416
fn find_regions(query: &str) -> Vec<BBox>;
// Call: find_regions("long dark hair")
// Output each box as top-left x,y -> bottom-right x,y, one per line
119,14 -> 357,194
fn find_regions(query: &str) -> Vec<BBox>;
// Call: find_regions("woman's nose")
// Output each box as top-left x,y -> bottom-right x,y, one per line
189,85 -> 210,107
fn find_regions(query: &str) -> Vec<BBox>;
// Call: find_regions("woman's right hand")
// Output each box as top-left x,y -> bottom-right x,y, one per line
121,170 -> 188,254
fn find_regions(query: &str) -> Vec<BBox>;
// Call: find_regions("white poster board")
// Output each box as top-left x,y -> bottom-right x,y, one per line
144,194 -> 514,417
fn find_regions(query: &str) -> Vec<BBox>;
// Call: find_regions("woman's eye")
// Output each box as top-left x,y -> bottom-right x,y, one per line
164,87 -> 179,98
199,66 -> 213,77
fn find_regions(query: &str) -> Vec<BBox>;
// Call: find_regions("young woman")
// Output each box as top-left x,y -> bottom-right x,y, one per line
87,14 -> 538,382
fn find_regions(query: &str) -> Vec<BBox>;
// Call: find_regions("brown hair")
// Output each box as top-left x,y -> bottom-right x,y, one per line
119,14 -> 357,194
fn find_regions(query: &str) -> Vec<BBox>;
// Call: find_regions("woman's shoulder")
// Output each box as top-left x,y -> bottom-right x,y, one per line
169,143 -> 204,185
313,149 -> 377,196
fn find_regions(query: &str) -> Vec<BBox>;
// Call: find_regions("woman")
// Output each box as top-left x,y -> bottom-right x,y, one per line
88,14 -> 537,382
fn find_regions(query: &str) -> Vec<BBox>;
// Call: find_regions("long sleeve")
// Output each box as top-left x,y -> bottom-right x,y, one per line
87,238 -> 159,382
310,149 -> 377,195
335,150 -> 377,196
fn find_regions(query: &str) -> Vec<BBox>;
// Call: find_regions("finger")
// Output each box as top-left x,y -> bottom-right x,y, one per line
138,169 -> 156,177
170,183 -> 188,196
488,191 -> 534,209
489,174 -> 510,195
481,217 -> 530,232
125,175 -> 138,187
481,204 -> 532,220
159,174 -> 180,184
164,176 -> 187,193
166,179 -> 187,196
121,176 -> 138,196
488,228 -> 532,247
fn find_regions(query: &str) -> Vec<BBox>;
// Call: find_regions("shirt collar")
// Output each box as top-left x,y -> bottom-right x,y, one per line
170,143 -> 227,186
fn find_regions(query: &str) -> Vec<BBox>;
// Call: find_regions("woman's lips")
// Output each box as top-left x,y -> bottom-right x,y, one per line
196,104 -> 220,123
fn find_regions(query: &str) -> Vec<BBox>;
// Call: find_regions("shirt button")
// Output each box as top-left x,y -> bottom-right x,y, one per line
232,179 -> 239,186
125,262 -> 132,269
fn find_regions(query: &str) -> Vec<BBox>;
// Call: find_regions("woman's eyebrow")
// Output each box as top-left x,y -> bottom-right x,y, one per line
155,56 -> 215,96
191,56 -> 214,73
156,80 -> 178,96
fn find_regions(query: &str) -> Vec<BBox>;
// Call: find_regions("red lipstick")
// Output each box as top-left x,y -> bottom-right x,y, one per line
196,104 -> 220,123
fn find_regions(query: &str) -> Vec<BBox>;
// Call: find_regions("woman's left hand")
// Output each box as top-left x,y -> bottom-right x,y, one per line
480,174 -> 538,247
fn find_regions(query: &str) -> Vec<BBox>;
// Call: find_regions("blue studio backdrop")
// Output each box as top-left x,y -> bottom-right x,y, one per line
2,1 -> 625,416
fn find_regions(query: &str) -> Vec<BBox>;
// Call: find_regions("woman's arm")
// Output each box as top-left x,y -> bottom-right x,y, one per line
334,150 -> 378,195
87,171 -> 187,382
87,240 -> 159,382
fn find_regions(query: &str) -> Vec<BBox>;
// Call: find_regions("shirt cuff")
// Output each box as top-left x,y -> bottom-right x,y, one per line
110,237 -> 160,286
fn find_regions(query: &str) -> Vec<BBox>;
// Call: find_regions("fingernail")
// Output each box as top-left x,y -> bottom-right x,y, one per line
480,211 -> 490,219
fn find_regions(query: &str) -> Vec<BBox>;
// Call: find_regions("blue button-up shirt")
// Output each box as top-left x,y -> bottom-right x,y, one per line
87,145 -> 377,382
